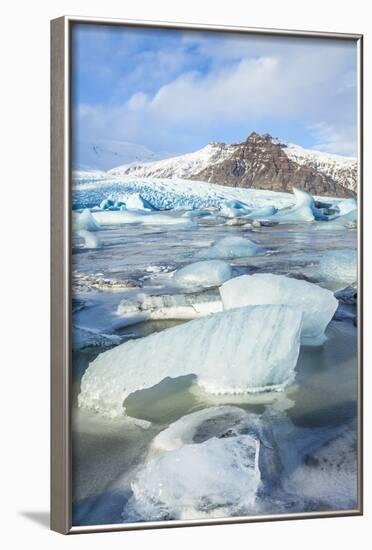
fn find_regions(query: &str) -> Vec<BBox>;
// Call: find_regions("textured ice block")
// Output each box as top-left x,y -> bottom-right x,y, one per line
79,305 -> 302,417
74,208 -> 101,231
316,249 -> 357,289
220,273 -> 337,346
272,188 -> 315,223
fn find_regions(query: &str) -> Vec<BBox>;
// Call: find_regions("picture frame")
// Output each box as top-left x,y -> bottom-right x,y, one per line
51,15 -> 363,534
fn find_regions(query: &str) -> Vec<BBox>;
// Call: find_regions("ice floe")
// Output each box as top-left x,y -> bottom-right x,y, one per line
172,260 -> 232,290
116,291 -> 223,326
74,208 -> 101,232
72,326 -> 121,352
77,230 -> 102,249
220,274 -> 338,346
91,209 -> 197,228
79,305 -> 302,418
196,236 -> 265,260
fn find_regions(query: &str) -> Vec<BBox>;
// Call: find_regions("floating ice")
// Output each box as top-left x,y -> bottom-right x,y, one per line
172,260 -> 232,290
245,205 -> 278,219
196,236 -> 265,260
219,199 -> 251,218
99,198 -> 115,210
74,208 -> 101,231
315,249 -> 357,289
91,209 -> 197,228
220,273 -> 337,346
152,406 -> 252,452
116,291 -> 222,326
77,230 -> 102,249
72,326 -> 121,352
272,188 -> 315,223
335,197 -> 357,216
128,434 -> 260,521
79,305 -> 302,417
118,193 -> 156,211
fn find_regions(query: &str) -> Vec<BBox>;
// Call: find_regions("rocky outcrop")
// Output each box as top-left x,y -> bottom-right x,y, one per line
190,133 -> 354,197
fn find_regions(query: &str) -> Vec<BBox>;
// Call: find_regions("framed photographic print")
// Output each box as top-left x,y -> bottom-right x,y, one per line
51,16 -> 363,534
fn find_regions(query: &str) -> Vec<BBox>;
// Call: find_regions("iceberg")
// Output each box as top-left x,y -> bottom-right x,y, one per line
196,236 -> 265,260
220,274 -> 338,346
315,249 -> 357,289
272,188 -> 315,223
79,305 -> 302,418
245,205 -> 278,219
172,260 -> 232,289
335,197 -> 357,216
116,291 -> 222,326
77,229 -> 102,249
127,433 -> 260,521
219,199 -> 251,218
118,193 -> 156,211
74,208 -> 101,232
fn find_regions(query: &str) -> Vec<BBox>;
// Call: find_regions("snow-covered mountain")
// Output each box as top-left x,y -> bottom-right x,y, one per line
107,133 -> 356,197
277,141 -> 357,192
73,139 -> 173,172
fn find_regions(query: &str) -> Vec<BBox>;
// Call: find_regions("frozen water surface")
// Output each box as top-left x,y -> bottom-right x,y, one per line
71,182 -> 358,526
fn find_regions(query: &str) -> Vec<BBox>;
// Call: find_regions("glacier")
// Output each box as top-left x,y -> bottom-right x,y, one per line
78,305 -> 302,418
220,274 -> 338,346
172,260 -> 232,290
196,236 -> 265,260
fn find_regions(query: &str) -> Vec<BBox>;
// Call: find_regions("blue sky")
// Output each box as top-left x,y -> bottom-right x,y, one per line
72,23 -> 357,166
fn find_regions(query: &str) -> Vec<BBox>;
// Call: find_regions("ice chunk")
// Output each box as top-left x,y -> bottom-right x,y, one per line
172,260 -> 232,289
196,236 -> 265,259
127,434 -> 260,521
220,274 -> 337,346
315,249 -> 357,289
72,326 -> 120,352
219,200 -> 251,218
272,188 -> 315,223
99,198 -> 115,210
335,197 -> 357,216
119,193 -> 156,211
77,230 -> 102,249
152,406 -> 252,452
116,291 -> 222,326
74,208 -> 101,231
245,205 -> 278,219
79,305 -> 302,417
91,209 -> 197,228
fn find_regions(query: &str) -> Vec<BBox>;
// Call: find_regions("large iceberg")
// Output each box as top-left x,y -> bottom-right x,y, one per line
172,260 -> 232,290
79,305 -> 302,418
116,291 -> 222,326
196,236 -> 265,260
220,274 -> 338,346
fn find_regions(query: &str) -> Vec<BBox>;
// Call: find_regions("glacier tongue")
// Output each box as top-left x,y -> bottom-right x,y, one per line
79,305 -> 302,418
220,274 -> 338,346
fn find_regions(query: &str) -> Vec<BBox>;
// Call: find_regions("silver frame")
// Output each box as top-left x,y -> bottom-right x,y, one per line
51,15 -> 363,534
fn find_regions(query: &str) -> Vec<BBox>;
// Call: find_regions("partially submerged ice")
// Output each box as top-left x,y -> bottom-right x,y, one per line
172,260 -> 232,289
116,291 -> 222,327
73,208 -> 101,232
91,209 -> 196,228
128,434 -> 260,521
79,305 -> 302,418
77,229 -> 102,249
125,406 -> 261,521
314,249 -> 357,290
72,326 -> 121,352
220,273 -> 338,346
196,236 -> 265,260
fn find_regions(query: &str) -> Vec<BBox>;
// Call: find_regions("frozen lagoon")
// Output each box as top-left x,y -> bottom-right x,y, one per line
71,194 -> 358,526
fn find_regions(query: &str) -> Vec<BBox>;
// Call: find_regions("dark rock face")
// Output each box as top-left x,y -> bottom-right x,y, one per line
190,133 -> 354,197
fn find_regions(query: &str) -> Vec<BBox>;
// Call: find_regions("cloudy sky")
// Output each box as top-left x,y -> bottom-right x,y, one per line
72,23 -> 357,165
